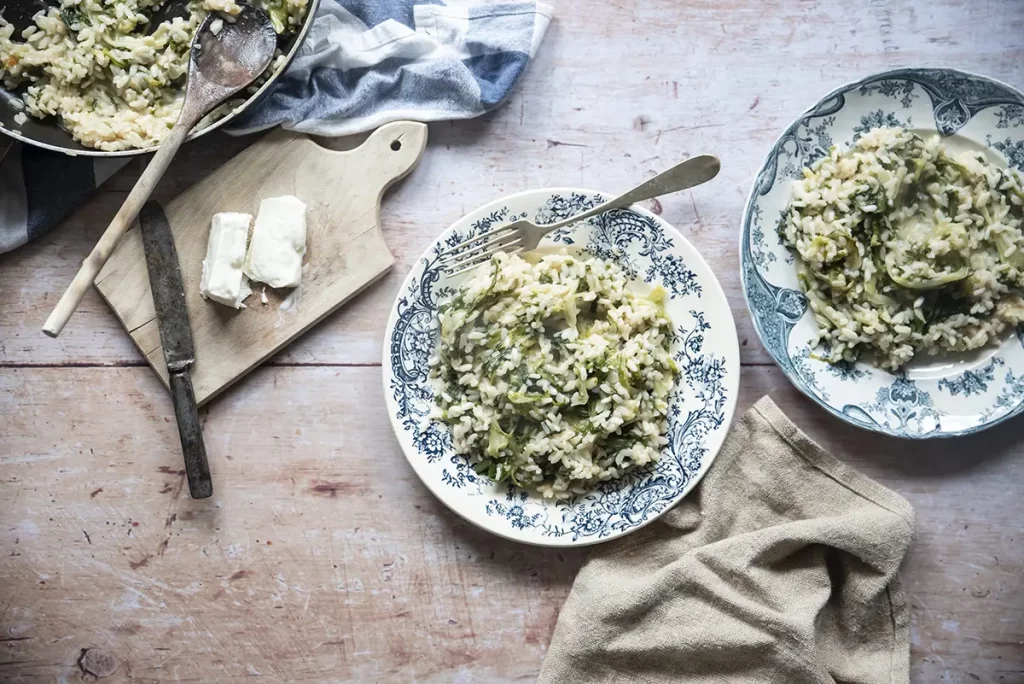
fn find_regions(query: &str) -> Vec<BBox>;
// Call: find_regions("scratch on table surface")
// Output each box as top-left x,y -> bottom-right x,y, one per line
869,0 -> 897,52
546,139 -> 589,149
654,122 -> 724,146
112,586 -> 154,612
911,593 -> 937,623
688,191 -> 703,230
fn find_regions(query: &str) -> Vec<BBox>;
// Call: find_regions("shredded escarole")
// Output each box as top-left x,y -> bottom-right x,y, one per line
782,127 -> 1024,369
804,134 -> 1014,298
429,252 -> 678,497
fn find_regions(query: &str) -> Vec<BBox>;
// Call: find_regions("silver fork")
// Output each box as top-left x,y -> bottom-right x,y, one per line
437,154 -> 721,276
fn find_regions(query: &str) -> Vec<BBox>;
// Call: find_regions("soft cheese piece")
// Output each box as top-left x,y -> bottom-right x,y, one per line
200,212 -> 252,308
244,195 -> 307,289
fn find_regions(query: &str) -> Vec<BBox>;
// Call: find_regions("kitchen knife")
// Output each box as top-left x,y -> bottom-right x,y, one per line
139,201 -> 212,499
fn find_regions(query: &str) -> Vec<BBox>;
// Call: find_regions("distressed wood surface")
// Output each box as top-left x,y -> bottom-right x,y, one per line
2,0 -> 1023,682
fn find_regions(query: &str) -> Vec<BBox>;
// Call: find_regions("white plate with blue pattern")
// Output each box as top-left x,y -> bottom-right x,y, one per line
741,68 -> 1024,438
384,188 -> 740,546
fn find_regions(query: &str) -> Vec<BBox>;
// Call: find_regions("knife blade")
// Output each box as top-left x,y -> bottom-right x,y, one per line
139,201 -> 212,499
140,202 -> 196,370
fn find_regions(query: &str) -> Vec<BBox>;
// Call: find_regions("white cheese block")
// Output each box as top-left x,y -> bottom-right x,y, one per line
200,212 -> 252,309
244,195 -> 307,289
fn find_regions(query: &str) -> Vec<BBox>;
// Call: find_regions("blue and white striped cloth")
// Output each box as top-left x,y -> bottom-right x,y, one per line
0,0 -> 552,254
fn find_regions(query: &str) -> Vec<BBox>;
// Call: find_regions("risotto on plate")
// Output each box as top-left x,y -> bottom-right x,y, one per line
429,252 -> 679,499
782,126 -> 1024,370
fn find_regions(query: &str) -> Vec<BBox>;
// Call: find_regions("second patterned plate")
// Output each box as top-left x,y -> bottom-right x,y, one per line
741,68 -> 1024,438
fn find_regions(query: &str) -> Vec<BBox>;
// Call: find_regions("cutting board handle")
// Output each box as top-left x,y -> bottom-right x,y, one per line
358,120 -> 429,186
268,121 -> 428,206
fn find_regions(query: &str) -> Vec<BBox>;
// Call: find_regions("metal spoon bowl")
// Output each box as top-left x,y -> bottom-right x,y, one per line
43,4 -> 278,337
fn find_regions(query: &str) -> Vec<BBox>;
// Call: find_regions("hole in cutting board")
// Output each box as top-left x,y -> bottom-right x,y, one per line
390,139 -> 402,151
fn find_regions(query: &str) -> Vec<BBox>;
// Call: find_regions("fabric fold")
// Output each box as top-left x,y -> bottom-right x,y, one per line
540,396 -> 915,684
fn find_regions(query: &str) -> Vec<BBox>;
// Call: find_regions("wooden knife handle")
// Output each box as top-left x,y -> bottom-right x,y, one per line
169,370 -> 213,499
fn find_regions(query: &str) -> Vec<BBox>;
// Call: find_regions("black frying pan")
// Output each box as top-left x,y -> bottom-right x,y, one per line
0,0 -> 320,157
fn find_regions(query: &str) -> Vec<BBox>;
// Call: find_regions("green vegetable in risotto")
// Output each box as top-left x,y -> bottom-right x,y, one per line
782,127 -> 1024,370
0,0 -> 309,151
429,252 -> 678,499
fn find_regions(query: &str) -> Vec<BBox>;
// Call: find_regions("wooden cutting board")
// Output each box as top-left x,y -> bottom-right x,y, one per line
95,121 -> 428,406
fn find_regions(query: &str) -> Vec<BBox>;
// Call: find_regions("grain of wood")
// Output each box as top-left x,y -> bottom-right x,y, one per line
2,0 -> 1023,681
1,366 -> 1021,682
0,366 -> 583,682
10,1 -> 1022,369
95,122 -> 427,405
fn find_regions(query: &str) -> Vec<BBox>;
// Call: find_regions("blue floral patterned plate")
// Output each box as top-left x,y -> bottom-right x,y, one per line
741,68 -> 1024,438
384,188 -> 740,546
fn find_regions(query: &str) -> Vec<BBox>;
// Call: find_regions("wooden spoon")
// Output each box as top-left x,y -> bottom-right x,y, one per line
43,5 -> 277,337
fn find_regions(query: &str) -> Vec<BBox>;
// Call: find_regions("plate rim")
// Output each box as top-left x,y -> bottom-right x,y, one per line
738,66 -> 1024,440
383,185 -> 741,546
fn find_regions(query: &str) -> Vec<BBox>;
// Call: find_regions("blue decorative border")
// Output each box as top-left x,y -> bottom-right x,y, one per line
740,68 -> 1024,439
388,192 -> 733,541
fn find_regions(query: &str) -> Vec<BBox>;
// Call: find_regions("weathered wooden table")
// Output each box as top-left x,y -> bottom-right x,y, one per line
3,1 -> 1023,681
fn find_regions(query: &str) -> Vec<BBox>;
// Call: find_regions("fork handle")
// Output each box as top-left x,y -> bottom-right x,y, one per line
547,154 -> 721,230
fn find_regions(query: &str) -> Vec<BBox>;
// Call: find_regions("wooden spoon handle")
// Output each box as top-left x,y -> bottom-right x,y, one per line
42,119 -> 193,338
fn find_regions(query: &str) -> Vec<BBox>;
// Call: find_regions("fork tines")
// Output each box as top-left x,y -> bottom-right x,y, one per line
438,226 -> 523,276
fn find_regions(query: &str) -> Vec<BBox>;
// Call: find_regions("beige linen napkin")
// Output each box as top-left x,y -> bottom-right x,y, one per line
540,396 -> 915,684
